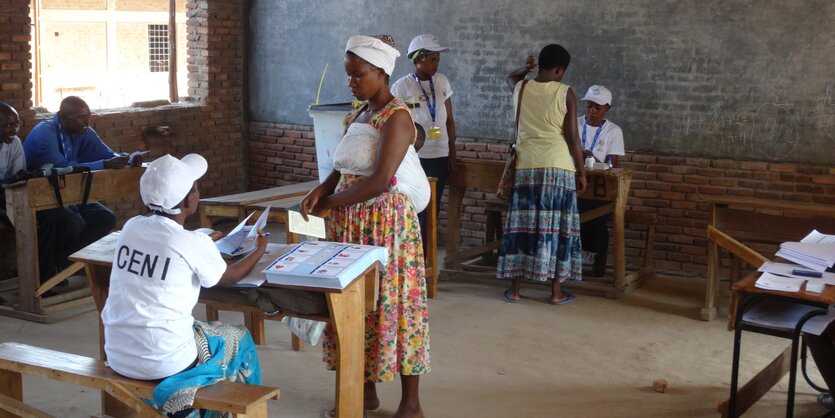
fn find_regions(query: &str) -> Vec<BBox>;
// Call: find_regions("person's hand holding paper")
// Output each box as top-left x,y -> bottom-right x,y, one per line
288,210 -> 326,239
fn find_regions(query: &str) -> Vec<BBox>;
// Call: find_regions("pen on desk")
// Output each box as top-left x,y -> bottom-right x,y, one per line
792,269 -> 823,278
259,232 -> 271,238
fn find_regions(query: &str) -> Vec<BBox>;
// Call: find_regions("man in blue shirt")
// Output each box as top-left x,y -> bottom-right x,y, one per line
23,96 -> 141,282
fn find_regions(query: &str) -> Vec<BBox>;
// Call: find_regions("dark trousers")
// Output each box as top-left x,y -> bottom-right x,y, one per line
37,203 -> 115,282
806,324 -> 835,394
418,157 -> 449,250
578,198 -> 609,254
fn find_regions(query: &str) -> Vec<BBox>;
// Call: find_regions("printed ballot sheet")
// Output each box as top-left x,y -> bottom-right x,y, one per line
261,241 -> 387,289
215,206 -> 271,257
288,210 -> 326,239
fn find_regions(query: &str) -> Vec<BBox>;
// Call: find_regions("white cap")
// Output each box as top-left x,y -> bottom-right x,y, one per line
407,34 -> 450,57
580,85 -> 613,106
140,154 -> 208,215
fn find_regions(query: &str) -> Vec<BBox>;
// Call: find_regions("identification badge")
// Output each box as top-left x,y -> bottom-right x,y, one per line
428,125 -> 442,139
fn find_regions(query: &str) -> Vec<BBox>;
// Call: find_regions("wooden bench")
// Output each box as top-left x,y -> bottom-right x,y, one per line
198,181 -> 319,229
0,342 -> 279,418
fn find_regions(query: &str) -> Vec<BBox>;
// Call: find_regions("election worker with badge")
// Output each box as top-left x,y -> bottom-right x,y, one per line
391,34 -> 457,251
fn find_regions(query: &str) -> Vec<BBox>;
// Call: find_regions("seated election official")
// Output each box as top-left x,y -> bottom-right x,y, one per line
0,102 -> 76,284
101,153 -> 266,417
575,85 -> 624,277
23,96 -> 143,280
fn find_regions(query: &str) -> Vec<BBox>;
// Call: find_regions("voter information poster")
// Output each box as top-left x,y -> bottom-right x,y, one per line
261,241 -> 387,289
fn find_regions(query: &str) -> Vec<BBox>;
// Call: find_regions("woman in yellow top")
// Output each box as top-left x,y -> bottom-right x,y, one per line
497,44 -> 587,305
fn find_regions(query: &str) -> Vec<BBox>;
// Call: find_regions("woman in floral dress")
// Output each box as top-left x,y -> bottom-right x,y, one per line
301,34 -> 430,418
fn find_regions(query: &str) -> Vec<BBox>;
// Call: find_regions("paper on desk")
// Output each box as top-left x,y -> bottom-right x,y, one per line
758,261 -> 835,283
215,207 -> 271,257
741,300 -> 835,335
755,272 -> 804,292
234,244 -> 293,288
801,229 -> 835,245
288,210 -> 326,239
775,241 -> 835,272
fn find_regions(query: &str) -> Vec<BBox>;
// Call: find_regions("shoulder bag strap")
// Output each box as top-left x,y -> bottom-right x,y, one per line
514,80 -> 529,140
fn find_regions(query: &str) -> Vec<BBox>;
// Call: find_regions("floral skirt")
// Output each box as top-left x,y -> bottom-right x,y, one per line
497,167 -> 582,283
322,174 -> 430,382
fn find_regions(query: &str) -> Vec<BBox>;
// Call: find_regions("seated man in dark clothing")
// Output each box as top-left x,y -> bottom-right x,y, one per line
807,322 -> 835,417
22,96 -> 143,281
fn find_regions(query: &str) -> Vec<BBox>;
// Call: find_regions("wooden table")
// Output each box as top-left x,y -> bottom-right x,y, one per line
701,197 -> 835,320
246,178 -> 440,298
1,167 -> 144,323
442,158 -> 652,298
717,272 -> 835,418
69,232 -> 379,418
198,181 -> 319,229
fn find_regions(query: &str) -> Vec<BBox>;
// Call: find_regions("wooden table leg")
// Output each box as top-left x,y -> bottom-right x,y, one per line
0,369 -> 23,418
445,185 -> 464,270
426,178 -> 438,298
11,193 -> 39,314
702,237 -> 720,321
611,175 -> 629,291
326,276 -> 366,418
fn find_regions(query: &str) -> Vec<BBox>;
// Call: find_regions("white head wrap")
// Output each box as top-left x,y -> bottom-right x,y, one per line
345,35 -> 400,76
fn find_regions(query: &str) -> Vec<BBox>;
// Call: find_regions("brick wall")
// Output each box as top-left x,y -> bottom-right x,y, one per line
117,0 -> 187,12
41,0 -> 106,10
247,124 -> 835,276
1,0 -> 246,278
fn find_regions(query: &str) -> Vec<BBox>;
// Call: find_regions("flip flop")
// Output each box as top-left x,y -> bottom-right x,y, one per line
550,291 -> 576,305
503,288 -> 519,303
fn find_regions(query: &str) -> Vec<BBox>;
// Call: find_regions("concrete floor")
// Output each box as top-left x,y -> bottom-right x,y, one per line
1,271 -> 831,418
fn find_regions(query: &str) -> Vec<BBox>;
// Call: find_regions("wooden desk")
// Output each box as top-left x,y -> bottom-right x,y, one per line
246,178 -> 439,298
1,167 -> 144,323
69,232 -> 379,418
717,272 -> 835,418
198,181 -> 319,229
442,158 -> 651,298
701,197 -> 835,320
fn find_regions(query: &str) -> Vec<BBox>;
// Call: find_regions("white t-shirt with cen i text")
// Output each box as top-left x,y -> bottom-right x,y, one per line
102,215 -> 227,380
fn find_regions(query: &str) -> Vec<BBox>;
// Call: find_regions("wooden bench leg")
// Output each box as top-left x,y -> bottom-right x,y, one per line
0,369 -> 22,418
292,335 -> 304,352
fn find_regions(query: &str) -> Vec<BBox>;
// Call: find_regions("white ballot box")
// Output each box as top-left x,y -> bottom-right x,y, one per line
309,103 -> 354,183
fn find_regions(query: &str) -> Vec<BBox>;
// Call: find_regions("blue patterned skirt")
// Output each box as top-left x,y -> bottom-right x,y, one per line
496,167 -> 582,283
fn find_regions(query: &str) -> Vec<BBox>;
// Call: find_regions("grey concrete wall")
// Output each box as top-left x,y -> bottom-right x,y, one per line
248,0 -> 835,164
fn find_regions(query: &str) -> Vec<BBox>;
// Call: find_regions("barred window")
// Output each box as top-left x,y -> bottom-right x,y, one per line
148,24 -> 169,72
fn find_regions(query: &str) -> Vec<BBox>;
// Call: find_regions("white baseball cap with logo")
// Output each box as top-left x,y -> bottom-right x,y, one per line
140,153 -> 208,215
580,85 -> 613,106
407,34 -> 450,57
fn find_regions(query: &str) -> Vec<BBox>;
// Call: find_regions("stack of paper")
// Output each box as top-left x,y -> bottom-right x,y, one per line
215,206 -> 271,257
755,272 -> 805,292
262,241 -> 387,289
775,230 -> 835,272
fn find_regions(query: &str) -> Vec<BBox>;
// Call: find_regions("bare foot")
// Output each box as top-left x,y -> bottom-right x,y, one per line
364,382 -> 380,411
393,402 -> 424,418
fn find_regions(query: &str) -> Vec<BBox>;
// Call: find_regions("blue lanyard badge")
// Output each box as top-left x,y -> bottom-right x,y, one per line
412,73 -> 436,123
581,119 -> 605,154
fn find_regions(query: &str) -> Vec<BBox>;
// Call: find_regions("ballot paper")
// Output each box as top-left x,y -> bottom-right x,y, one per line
288,210 -> 326,239
262,241 -> 387,289
801,229 -> 835,245
776,242 -> 835,272
215,206 -> 271,257
758,261 -> 835,283
755,272 -> 805,292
